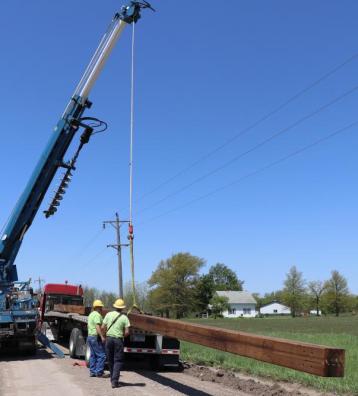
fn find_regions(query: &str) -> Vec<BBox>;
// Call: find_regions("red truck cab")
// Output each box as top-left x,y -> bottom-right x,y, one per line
39,283 -> 83,321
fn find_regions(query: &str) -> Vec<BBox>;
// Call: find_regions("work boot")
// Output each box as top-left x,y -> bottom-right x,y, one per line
97,373 -> 110,378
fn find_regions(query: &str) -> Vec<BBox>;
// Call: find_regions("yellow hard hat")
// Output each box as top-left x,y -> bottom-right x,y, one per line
113,298 -> 126,309
93,299 -> 104,308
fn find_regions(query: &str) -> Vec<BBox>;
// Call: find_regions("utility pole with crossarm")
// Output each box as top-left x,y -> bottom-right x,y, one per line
103,213 -> 129,298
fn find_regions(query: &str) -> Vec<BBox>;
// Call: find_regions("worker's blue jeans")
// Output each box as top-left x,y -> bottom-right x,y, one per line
105,336 -> 124,385
87,336 -> 106,376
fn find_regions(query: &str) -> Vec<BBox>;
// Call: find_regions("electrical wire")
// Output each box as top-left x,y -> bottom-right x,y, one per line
79,246 -> 108,269
71,228 -> 104,260
135,52 -> 358,202
138,120 -> 358,226
137,84 -> 358,215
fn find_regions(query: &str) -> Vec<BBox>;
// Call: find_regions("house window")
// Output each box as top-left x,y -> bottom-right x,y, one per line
243,308 -> 251,315
229,308 -> 236,315
273,309 -> 278,313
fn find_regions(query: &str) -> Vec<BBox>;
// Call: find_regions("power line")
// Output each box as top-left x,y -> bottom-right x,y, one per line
79,246 -> 108,269
135,52 -> 358,202
68,210 -> 124,263
71,228 -> 104,260
137,85 -> 358,215
138,120 -> 358,226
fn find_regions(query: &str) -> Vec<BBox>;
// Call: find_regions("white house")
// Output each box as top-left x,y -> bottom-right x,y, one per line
260,301 -> 291,315
216,291 -> 257,318
310,309 -> 322,316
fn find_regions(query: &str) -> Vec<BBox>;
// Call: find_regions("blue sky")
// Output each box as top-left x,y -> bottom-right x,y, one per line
0,1 -> 357,295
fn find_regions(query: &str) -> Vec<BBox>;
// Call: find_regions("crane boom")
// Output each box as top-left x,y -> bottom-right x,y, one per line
0,1 -> 151,285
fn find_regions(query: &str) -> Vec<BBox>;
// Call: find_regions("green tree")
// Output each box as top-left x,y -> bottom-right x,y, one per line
83,286 -> 117,308
123,281 -> 150,312
308,281 -> 325,316
148,253 -> 205,319
100,291 -> 117,308
208,263 -> 244,291
194,274 -> 215,312
83,286 -> 101,307
282,266 -> 306,317
323,270 -> 349,317
252,293 -> 263,311
210,294 -> 229,319
353,295 -> 358,313
148,286 -> 171,318
259,290 -> 285,308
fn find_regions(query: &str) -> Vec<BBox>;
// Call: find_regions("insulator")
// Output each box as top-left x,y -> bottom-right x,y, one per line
52,200 -> 61,207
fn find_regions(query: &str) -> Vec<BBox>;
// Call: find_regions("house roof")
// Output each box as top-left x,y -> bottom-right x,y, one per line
260,301 -> 289,309
216,291 -> 257,304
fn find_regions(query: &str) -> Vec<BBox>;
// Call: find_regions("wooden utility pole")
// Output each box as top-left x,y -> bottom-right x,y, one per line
103,213 -> 129,298
129,313 -> 345,377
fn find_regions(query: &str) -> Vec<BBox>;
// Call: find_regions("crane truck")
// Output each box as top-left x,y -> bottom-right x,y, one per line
0,2 -> 179,366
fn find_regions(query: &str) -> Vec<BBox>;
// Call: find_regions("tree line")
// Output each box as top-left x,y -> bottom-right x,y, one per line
255,266 -> 357,317
83,253 -> 357,319
83,252 -> 243,318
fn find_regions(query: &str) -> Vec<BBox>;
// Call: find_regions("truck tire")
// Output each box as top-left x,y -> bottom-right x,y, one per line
26,340 -> 37,356
69,328 -> 81,358
157,354 -> 180,370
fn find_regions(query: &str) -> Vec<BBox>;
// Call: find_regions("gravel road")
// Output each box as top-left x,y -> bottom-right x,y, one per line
0,348 -> 245,396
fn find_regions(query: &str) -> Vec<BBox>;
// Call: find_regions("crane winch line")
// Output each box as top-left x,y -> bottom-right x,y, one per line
128,21 -> 140,312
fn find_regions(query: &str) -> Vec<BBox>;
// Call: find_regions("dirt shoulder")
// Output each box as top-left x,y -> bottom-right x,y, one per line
0,347 -> 338,396
183,363 -> 337,396
0,347 -> 246,396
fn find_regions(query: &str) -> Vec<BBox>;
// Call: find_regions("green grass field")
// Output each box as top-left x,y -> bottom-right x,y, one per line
181,316 -> 358,395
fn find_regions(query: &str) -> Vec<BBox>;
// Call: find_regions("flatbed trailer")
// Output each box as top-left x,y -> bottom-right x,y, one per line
40,284 -> 180,369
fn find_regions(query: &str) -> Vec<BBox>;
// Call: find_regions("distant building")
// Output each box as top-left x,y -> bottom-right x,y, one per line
260,301 -> 291,315
310,309 -> 322,316
216,291 -> 257,318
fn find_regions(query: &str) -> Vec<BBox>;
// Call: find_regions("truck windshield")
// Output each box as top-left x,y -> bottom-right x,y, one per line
45,295 -> 83,311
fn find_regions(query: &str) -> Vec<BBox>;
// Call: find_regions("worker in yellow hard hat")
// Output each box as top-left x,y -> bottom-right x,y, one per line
102,298 -> 130,388
87,299 -> 106,377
